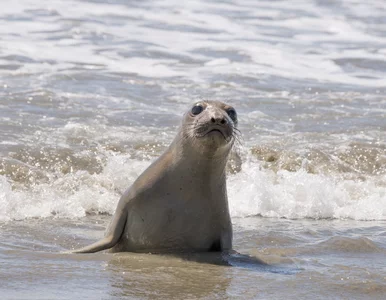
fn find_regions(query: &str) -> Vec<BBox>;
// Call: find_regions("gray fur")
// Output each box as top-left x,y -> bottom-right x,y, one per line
71,101 -> 238,254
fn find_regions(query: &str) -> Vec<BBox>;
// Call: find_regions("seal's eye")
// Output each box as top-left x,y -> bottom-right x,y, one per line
226,108 -> 237,122
191,104 -> 204,116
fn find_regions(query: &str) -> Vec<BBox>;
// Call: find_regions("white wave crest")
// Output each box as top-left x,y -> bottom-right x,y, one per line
228,158 -> 386,220
1,154 -> 385,222
0,154 -> 149,222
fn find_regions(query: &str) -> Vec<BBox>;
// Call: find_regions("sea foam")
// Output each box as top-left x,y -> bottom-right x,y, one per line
228,157 -> 386,220
0,152 -> 385,222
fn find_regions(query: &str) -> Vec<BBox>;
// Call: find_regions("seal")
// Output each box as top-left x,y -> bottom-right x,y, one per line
71,100 -> 239,254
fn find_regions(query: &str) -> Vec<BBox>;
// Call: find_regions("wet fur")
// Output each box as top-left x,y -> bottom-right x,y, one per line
71,100 -> 239,254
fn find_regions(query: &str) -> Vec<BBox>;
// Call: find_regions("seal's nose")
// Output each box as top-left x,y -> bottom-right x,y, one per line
210,114 -> 227,125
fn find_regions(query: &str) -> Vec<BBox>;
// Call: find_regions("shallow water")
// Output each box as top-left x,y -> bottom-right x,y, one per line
0,0 -> 385,299
1,217 -> 386,299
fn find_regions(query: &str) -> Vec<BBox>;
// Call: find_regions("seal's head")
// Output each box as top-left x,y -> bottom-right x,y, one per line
181,100 -> 239,156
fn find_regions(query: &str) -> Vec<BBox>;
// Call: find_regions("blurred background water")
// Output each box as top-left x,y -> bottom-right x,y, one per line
0,0 -> 385,299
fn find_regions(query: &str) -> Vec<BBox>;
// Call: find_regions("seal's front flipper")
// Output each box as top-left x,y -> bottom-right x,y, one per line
69,198 -> 129,253
70,236 -> 118,253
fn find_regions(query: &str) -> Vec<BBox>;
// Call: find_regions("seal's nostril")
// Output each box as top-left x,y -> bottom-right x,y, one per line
211,117 -> 215,123
220,119 -> 226,124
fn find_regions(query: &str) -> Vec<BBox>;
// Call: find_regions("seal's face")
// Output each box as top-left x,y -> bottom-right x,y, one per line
183,101 -> 239,153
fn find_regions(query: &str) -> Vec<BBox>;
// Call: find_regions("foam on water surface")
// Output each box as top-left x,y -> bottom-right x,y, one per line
229,158 -> 386,220
1,148 -> 385,222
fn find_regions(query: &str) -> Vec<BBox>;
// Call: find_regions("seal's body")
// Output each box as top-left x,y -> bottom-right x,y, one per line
72,100 -> 238,253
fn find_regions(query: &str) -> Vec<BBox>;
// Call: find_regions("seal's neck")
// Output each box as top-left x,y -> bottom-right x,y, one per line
169,133 -> 231,180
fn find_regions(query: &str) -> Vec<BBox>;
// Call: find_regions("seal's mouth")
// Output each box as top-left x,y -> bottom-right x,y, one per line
205,128 -> 227,139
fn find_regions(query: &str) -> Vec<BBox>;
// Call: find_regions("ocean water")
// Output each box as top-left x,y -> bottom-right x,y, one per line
0,0 -> 385,299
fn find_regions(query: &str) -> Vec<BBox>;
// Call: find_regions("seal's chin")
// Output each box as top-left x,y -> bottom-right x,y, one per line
200,127 -> 232,147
